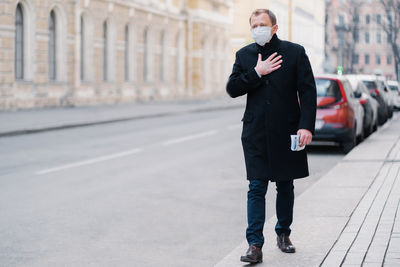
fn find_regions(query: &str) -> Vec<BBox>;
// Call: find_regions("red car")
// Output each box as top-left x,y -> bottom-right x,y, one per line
312,74 -> 364,153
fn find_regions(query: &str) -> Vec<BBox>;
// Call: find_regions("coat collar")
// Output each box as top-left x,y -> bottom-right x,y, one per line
256,34 -> 280,53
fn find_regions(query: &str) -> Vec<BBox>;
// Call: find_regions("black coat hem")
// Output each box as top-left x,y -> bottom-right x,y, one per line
246,174 -> 309,182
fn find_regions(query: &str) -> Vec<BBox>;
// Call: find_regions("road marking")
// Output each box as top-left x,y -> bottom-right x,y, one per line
35,148 -> 142,175
163,130 -> 218,146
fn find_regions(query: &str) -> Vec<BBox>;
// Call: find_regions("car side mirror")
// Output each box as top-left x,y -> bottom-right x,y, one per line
384,86 -> 389,92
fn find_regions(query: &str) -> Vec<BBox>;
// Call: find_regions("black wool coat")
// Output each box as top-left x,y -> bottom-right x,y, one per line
226,34 -> 317,182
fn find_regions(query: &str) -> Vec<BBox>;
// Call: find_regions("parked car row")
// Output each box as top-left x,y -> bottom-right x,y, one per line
312,74 -> 400,153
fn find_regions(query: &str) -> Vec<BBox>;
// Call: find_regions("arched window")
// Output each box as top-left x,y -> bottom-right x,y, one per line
101,19 -> 115,82
103,20 -> 108,81
160,30 -> 169,82
143,27 -> 152,82
49,10 -> 56,80
80,15 -> 85,81
160,31 -> 165,82
124,22 -> 135,82
80,13 -> 93,82
14,1 -> 34,81
47,6 -> 67,82
124,24 -> 129,81
15,3 -> 24,80
127,22 -> 135,82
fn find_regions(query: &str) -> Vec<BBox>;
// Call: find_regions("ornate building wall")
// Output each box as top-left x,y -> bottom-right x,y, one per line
0,0 -> 233,110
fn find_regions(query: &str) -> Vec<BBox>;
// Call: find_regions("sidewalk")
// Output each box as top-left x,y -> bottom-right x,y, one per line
215,114 -> 400,267
0,96 -> 245,137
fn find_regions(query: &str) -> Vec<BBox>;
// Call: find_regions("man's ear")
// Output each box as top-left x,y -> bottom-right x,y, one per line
272,24 -> 279,35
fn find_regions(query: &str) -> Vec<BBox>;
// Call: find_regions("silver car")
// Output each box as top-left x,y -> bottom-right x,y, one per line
354,74 -> 390,125
376,75 -> 394,118
346,75 -> 379,136
387,80 -> 400,110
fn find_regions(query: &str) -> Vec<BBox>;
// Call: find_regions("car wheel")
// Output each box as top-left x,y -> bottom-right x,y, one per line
368,122 -> 374,136
357,128 -> 364,144
364,125 -> 371,137
373,119 -> 378,132
342,126 -> 357,154
388,107 -> 393,118
367,118 -> 375,136
378,111 -> 386,125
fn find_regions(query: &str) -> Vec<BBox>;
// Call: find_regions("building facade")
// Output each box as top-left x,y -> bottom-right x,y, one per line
0,0 -> 233,110
325,0 -> 398,79
230,0 -> 325,74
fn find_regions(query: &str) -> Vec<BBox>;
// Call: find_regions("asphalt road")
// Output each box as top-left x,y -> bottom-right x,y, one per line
0,108 -> 344,267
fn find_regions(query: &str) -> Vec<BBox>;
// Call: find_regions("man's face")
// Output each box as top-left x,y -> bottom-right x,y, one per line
250,13 -> 278,35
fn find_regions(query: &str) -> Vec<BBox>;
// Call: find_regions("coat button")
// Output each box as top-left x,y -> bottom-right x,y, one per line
266,99 -> 271,104
265,80 -> 269,85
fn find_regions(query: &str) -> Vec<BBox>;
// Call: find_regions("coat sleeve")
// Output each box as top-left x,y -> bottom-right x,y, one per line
226,51 -> 263,98
296,46 -> 317,134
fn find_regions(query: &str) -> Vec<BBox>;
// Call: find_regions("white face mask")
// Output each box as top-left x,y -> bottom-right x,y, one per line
251,26 -> 272,46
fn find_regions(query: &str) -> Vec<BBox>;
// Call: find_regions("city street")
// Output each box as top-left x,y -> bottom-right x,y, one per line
1,0 -> 400,266
0,108 -> 344,267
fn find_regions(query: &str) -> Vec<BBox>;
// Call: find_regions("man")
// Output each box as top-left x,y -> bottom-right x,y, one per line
226,9 -> 317,264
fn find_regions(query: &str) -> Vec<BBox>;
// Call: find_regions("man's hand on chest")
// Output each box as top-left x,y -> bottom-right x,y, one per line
254,52 -> 283,77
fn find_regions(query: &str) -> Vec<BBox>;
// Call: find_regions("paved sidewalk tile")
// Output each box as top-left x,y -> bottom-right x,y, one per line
343,164 -> 399,265
322,163 -> 400,266
364,165 -> 400,265
321,164 -> 392,266
383,197 -> 400,265
362,263 -> 382,267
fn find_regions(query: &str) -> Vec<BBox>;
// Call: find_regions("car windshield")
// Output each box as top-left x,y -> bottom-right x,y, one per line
389,85 -> 399,91
363,80 -> 378,90
315,78 -> 342,101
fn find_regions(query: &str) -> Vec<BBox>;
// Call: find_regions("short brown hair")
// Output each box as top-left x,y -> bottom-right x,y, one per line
249,9 -> 277,25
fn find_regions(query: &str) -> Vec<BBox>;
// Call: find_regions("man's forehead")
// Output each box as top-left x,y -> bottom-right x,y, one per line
250,13 -> 273,26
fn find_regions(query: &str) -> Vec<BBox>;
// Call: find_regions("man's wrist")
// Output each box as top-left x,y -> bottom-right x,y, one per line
254,67 -> 262,78
297,129 -> 312,135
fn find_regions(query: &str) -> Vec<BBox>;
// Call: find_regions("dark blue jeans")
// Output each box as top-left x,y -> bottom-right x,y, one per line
246,179 -> 294,248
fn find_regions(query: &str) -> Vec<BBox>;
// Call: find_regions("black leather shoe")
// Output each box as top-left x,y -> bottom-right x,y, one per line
240,244 -> 263,263
277,233 -> 296,253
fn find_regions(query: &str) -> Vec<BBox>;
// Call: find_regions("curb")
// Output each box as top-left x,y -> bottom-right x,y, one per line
0,103 -> 245,138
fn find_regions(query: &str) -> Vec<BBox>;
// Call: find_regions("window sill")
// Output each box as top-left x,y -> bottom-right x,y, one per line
14,79 -> 34,84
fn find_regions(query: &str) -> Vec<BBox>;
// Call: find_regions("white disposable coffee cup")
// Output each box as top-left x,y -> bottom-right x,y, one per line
290,134 -> 305,151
